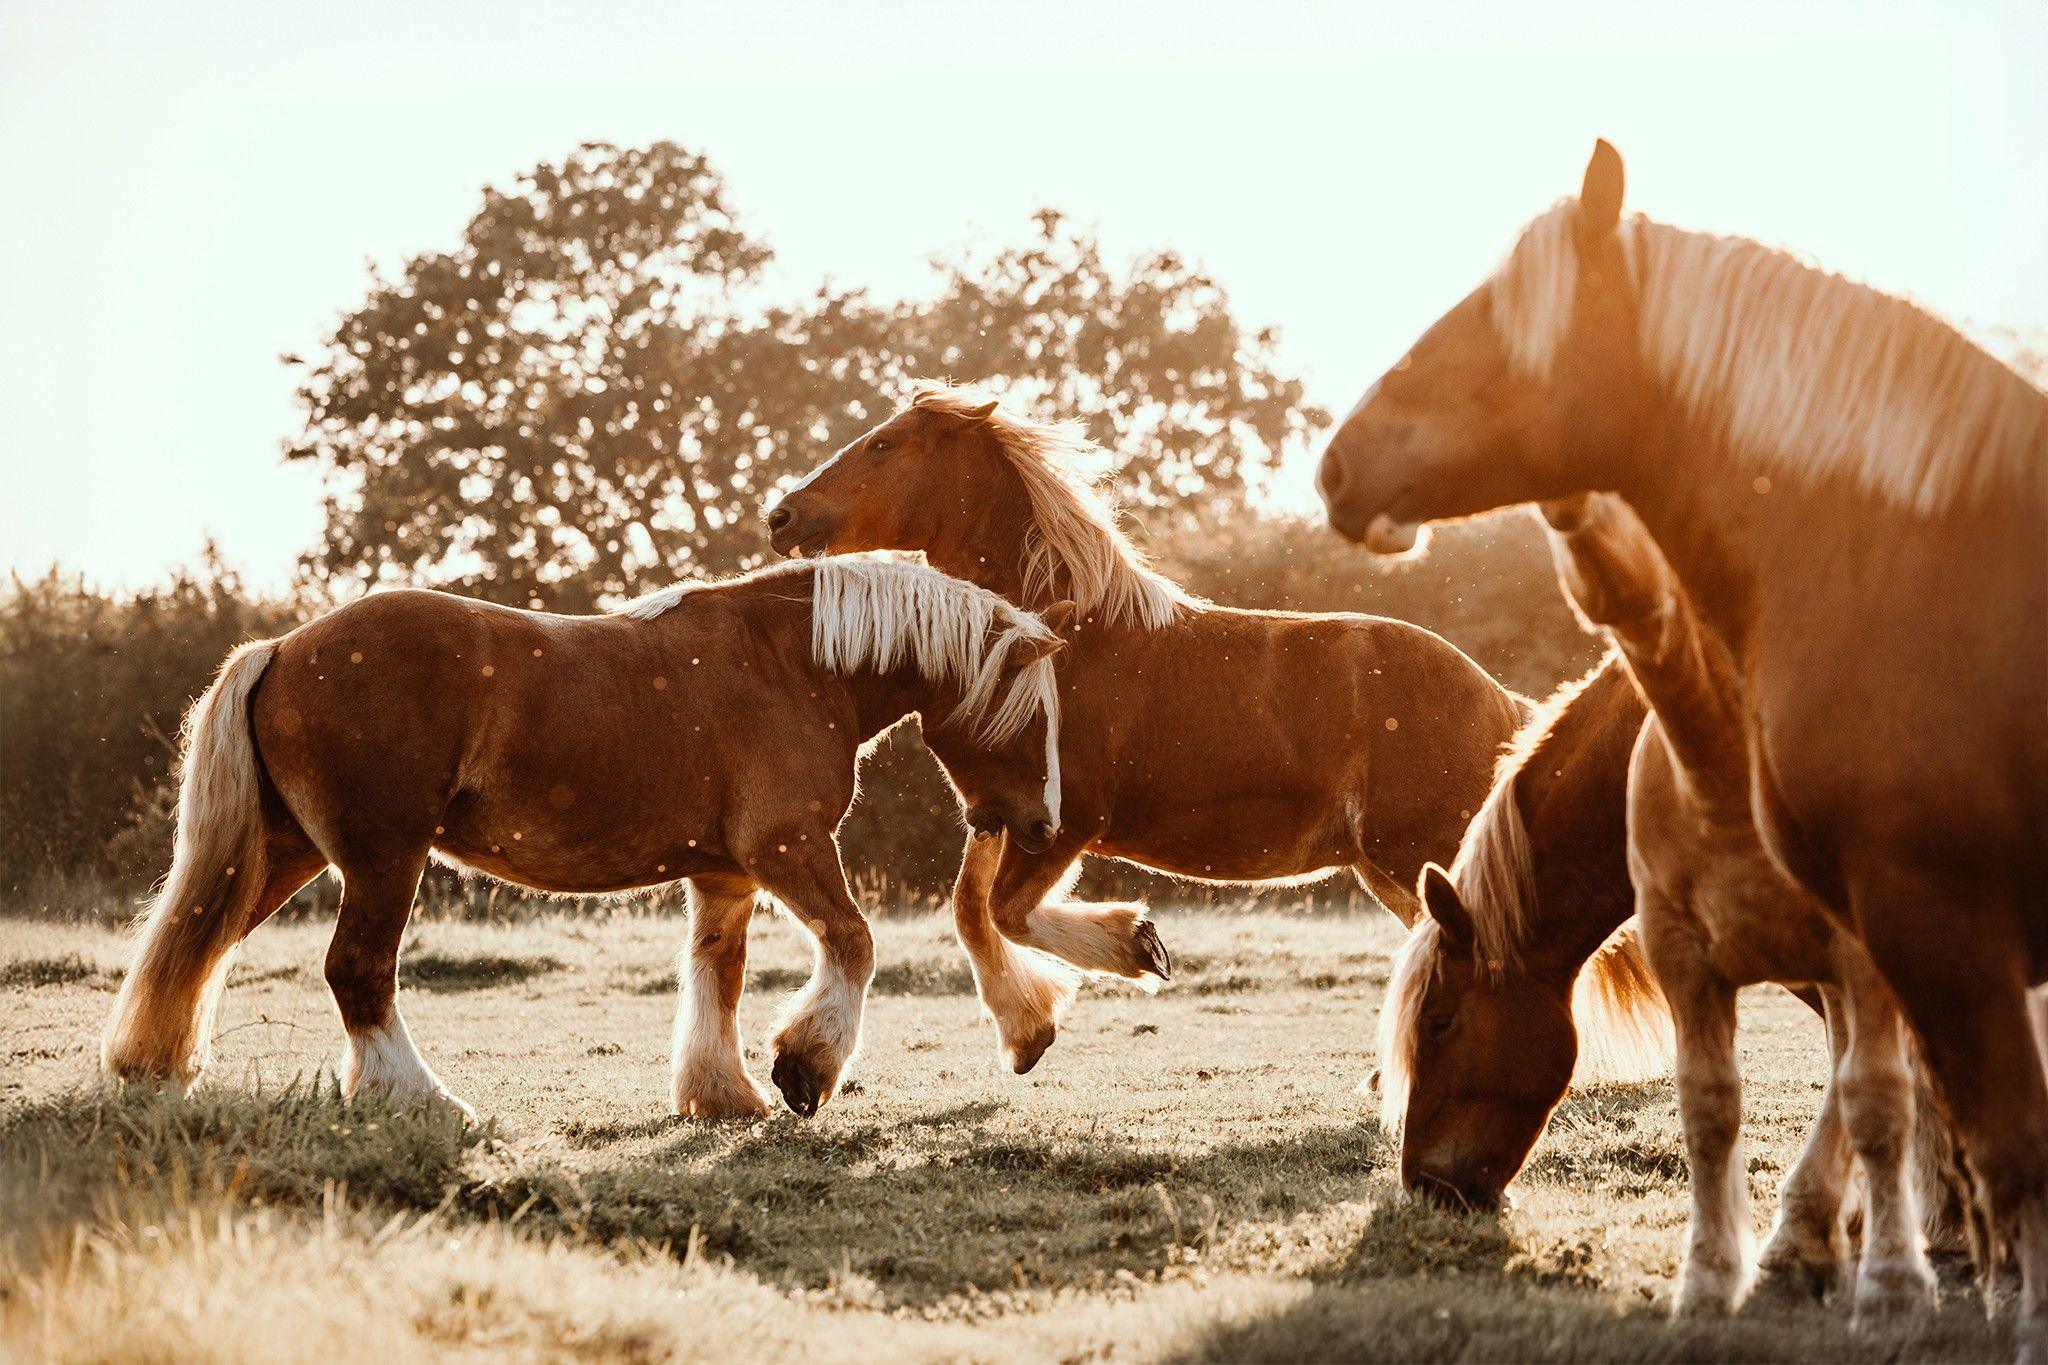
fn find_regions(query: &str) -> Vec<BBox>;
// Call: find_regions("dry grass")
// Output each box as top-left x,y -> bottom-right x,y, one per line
0,906 -> 2015,1361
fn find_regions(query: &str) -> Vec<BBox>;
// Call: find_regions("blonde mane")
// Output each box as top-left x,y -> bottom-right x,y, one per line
909,382 -> 1198,629
1375,659 -> 1671,1135
1491,201 -> 2048,515
618,558 -> 1063,821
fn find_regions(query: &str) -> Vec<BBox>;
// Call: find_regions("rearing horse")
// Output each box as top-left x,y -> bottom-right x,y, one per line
769,384 -> 1528,1071
1320,141 -> 2047,1352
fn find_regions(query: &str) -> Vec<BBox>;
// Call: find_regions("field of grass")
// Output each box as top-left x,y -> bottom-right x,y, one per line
0,903 -> 2016,1362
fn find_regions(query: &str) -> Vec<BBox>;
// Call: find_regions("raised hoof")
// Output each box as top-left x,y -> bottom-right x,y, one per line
770,1051 -> 830,1117
1006,1023 -> 1057,1075
1132,920 -> 1172,980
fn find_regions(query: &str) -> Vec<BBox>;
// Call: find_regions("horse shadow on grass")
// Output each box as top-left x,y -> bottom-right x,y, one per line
456,1098 -> 1515,1309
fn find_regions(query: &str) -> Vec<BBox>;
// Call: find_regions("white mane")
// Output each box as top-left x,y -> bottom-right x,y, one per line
1491,201 -> 2048,515
1375,660 -> 1671,1137
619,557 -> 1062,823
910,383 -> 1199,630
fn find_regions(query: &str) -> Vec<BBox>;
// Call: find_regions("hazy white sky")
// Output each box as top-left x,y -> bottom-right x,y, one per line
2,0 -> 2042,589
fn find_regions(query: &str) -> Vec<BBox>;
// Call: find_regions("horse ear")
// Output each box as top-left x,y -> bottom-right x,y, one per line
951,398 -> 1000,425
1039,600 -> 1078,638
1010,624 -> 1066,667
1420,864 -> 1475,947
1577,138 -> 1625,244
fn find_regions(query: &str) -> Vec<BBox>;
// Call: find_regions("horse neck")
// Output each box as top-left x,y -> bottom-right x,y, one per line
835,667 -> 945,744
1513,665 -> 1650,977
1549,514 -> 1751,805
917,461 -> 1050,610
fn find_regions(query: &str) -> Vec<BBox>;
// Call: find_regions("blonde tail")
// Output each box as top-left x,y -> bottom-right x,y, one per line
101,639 -> 279,1085
1570,917 -> 1676,1083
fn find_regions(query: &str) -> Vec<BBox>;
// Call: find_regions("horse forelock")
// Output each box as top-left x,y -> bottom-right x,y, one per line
1489,202 -> 2048,515
908,381 -> 1198,629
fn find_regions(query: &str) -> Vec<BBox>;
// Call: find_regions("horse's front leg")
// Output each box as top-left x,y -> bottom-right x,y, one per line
1755,985 -> 1853,1303
1834,954 -> 1936,1322
743,834 -> 874,1117
952,833 -> 1080,1074
671,872 -> 774,1120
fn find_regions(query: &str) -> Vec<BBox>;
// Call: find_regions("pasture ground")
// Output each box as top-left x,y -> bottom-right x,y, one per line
0,904 -> 2016,1362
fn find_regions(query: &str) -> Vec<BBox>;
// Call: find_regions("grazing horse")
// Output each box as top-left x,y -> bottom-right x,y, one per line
1319,141 -> 2047,1350
767,383 -> 1528,1072
1547,493 -> 1941,1316
101,559 -> 1068,1120
1378,653 -> 1669,1209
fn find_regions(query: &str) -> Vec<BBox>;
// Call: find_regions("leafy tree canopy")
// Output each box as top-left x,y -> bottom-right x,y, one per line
288,142 -> 1324,608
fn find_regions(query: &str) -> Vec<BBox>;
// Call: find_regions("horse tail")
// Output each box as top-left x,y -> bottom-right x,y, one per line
1570,918 -> 1675,1082
102,638 -> 280,1085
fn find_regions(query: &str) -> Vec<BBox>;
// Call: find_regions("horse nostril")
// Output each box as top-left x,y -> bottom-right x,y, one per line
766,506 -> 793,532
1029,819 -> 1057,844
1316,445 -> 1348,502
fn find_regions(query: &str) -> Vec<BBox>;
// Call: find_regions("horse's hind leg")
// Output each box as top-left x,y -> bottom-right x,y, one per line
953,836 -> 1080,1074
1833,953 -> 1935,1320
325,846 -> 470,1117
987,837 -> 1171,986
672,872 -> 773,1120
1755,985 -> 1853,1303
744,835 -> 874,1117
1644,904 -> 1755,1315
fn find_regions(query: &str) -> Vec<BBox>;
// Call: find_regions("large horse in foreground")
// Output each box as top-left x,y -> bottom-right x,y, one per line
102,559 -> 1068,1120
767,384 -> 1528,1072
1321,141 -> 2046,1349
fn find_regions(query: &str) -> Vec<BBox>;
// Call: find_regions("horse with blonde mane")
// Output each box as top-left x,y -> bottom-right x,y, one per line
1320,141 -> 2046,1351
1378,653 -> 1669,1208
102,558 -> 1068,1120
766,383 -> 1527,1073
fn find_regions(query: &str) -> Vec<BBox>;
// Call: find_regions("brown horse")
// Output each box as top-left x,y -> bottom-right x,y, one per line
767,383 -> 1528,1072
1320,142 -> 2047,1350
1378,653 -> 1667,1207
1548,493 -> 1947,1316
1385,621 -> 1972,1300
101,558 -> 1068,1120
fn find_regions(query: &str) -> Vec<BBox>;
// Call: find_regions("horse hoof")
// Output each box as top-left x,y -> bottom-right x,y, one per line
1132,920 -> 1172,980
770,1053 -> 825,1117
1008,1024 -> 1057,1074
1851,1260 -> 1936,1324
1753,1252 -> 1844,1304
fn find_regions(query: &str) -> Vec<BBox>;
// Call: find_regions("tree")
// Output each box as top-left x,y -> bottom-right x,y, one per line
289,143 -> 1325,607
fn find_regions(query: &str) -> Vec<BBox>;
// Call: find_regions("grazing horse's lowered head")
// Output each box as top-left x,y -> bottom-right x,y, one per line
1380,657 -> 1668,1211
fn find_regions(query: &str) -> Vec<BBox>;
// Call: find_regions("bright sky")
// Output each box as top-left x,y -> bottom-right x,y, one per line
2,0 -> 2042,590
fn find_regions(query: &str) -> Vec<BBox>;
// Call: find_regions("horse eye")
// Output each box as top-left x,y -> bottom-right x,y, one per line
1424,1012 -> 1456,1041
870,438 -> 891,456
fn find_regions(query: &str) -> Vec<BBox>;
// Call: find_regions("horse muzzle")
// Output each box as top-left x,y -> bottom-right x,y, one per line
764,498 -> 834,559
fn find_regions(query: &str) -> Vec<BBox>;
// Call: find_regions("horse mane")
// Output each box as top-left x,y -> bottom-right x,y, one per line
1492,200 -> 2048,515
616,558 -> 1063,818
1375,656 -> 1671,1134
908,382 -> 1199,629
1442,659 -> 1613,974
